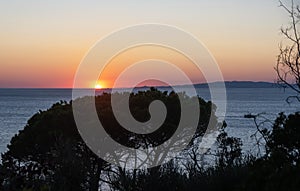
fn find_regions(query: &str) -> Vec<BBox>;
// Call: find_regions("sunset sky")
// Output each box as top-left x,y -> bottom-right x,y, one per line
0,0 -> 290,88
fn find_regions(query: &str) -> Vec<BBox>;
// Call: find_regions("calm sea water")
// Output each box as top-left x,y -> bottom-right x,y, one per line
0,88 -> 299,156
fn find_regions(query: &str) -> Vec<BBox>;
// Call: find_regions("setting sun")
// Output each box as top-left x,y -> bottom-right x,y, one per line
94,84 -> 102,89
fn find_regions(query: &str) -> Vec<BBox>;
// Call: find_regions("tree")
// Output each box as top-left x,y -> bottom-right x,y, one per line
244,112 -> 300,191
276,0 -> 300,102
216,123 -> 243,168
266,112 -> 300,167
0,101 -> 107,191
0,89 -> 215,190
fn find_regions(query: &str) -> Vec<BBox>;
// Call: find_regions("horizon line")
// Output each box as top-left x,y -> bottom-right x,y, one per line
0,80 -> 279,89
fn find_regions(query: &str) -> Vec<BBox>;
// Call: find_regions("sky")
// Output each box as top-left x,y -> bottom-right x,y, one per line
0,0 -> 291,88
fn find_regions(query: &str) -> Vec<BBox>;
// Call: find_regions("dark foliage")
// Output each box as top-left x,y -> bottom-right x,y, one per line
0,89 -> 214,191
216,123 -> 243,168
94,89 -> 214,148
244,112 -> 300,191
108,112 -> 300,191
0,101 -> 106,191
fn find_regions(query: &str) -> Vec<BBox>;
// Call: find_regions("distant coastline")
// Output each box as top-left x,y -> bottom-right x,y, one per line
144,81 -> 281,89
196,81 -> 279,88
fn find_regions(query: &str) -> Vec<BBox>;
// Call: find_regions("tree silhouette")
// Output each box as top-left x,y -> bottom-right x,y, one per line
244,112 -> 300,191
0,89 -> 215,191
276,0 -> 300,102
0,101 -> 107,191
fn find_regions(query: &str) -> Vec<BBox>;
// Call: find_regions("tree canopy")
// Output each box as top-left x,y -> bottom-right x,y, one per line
0,88 -> 215,191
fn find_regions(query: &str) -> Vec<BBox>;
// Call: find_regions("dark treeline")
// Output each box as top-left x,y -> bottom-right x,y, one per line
0,88 -> 300,191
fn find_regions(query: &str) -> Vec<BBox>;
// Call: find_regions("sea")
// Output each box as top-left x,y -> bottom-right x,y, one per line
0,87 -> 299,157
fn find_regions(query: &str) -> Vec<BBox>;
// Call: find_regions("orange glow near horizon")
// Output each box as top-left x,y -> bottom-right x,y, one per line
96,45 -> 205,89
0,1 -> 288,88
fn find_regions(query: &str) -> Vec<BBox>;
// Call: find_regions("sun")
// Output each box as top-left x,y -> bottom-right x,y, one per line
94,84 -> 102,89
